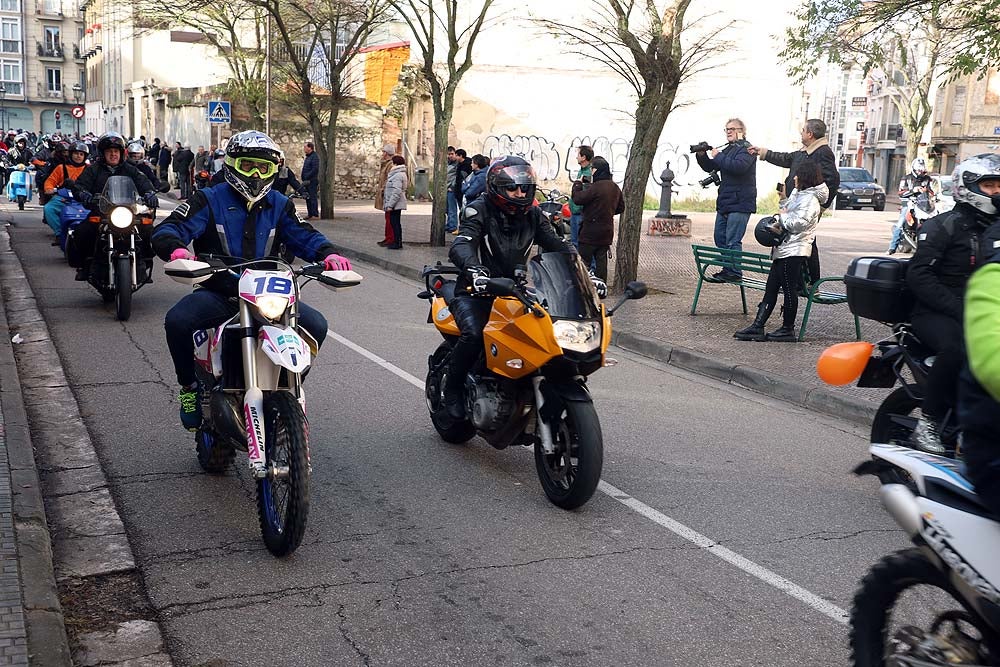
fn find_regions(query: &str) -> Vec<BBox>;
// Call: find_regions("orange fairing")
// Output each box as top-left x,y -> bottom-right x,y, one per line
483,297 -> 563,379
430,297 -> 460,337
600,304 -> 612,360
817,341 -> 875,386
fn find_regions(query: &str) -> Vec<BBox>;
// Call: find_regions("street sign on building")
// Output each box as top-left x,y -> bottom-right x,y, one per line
851,96 -> 867,107
71,105 -> 85,119
54,111 -> 61,120
207,101 -> 231,124
994,126 -> 1000,135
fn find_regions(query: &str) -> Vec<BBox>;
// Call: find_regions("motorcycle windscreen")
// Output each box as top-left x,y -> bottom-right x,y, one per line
528,252 -> 600,319
100,175 -> 139,213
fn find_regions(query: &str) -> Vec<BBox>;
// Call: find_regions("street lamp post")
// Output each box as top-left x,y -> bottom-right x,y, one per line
0,84 -> 6,134
71,83 -> 82,137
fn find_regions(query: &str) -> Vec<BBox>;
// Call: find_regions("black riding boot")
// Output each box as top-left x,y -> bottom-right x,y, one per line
734,302 -> 773,341
443,341 -> 478,420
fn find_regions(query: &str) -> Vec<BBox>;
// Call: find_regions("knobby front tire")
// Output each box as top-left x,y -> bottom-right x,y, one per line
256,391 -> 310,557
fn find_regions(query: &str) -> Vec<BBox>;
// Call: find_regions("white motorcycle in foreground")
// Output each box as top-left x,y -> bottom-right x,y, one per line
164,255 -> 362,557
851,443 -> 1000,665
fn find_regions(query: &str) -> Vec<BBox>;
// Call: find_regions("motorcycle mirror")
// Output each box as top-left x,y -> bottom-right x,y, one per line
486,277 -> 515,296
625,281 -> 648,300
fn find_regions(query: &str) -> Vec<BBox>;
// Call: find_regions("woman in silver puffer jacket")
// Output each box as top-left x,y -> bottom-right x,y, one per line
735,162 -> 828,342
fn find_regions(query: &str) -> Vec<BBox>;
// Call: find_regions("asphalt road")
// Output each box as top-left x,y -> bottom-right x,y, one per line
6,203 -> 908,666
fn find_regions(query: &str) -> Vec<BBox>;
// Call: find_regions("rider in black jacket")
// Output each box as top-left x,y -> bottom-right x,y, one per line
905,154 -> 1000,453
443,156 -> 580,420
70,132 -> 157,280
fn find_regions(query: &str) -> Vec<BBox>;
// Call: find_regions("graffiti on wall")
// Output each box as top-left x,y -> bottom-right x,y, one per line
482,134 -> 562,181
481,133 -> 700,189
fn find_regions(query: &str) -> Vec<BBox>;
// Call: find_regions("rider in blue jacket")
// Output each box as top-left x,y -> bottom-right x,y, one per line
151,130 -> 351,430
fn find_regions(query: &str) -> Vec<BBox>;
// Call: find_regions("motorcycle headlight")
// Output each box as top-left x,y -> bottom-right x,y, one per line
109,206 -> 134,229
552,319 -> 602,353
256,296 -> 289,321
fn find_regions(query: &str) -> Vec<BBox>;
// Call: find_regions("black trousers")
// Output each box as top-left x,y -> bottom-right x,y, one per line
445,295 -> 494,392
388,209 -> 402,247
958,368 -> 1000,519
911,311 -> 964,421
578,243 -> 609,281
761,256 -> 805,327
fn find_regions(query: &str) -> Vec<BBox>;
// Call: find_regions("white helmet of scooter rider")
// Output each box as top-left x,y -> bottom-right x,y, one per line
126,141 -> 145,163
910,158 -> 926,176
952,153 -> 1000,216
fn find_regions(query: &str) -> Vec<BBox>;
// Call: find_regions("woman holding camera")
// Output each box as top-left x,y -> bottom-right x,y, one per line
734,161 -> 827,342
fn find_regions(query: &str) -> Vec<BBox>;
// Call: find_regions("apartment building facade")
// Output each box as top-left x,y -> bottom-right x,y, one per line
930,70 -> 1000,176
0,0 -> 85,134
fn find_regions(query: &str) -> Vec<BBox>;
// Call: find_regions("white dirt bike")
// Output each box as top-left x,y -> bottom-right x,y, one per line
164,255 -> 362,556
850,443 -> 1000,665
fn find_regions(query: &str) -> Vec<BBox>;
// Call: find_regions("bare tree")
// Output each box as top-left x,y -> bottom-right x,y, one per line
389,0 -> 498,246
780,0 -> 982,161
535,1 -> 726,292
130,0 -> 270,126
263,0 -> 394,219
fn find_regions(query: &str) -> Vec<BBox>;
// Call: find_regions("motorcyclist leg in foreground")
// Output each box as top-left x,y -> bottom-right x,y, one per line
904,154 -> 999,453
151,130 -> 351,430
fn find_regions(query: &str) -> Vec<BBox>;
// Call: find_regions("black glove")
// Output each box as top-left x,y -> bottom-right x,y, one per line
63,178 -> 75,188
143,192 -> 159,209
468,265 -> 490,294
76,190 -> 93,205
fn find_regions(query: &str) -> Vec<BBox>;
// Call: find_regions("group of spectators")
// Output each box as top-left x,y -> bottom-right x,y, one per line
693,117 -> 840,342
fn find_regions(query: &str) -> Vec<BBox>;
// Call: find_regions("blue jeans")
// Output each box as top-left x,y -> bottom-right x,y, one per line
164,289 -> 328,387
569,213 -> 582,247
889,206 -> 907,251
713,211 -> 751,275
446,191 -> 458,231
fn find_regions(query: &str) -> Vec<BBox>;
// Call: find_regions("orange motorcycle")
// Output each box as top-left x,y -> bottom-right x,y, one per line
419,252 -> 646,509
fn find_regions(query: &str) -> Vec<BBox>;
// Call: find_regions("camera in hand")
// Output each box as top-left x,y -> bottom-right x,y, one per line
689,141 -> 713,154
699,171 -> 721,188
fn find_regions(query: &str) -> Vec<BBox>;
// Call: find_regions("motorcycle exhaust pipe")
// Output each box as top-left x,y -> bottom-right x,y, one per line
880,483 -> 923,538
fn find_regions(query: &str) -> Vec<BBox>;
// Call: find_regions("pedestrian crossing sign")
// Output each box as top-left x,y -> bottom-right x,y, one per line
208,101 -> 231,124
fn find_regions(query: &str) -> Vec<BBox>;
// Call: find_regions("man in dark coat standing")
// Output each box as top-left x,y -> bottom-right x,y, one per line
695,118 -> 757,280
751,118 -> 840,282
157,142 -> 172,182
172,143 -> 195,200
570,156 -> 624,281
301,141 -> 320,219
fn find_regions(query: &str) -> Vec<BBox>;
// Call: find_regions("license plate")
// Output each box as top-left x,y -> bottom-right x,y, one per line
857,198 -> 871,203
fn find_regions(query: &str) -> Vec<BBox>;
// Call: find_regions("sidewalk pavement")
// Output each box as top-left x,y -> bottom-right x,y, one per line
305,199 -> 886,426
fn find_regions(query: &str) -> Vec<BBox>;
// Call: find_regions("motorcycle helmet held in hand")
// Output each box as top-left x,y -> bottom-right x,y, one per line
486,155 -> 538,215
953,153 -> 1000,217
223,130 -> 283,204
754,216 -> 784,247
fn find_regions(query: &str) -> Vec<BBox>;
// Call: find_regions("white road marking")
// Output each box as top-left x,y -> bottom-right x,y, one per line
329,328 -> 850,626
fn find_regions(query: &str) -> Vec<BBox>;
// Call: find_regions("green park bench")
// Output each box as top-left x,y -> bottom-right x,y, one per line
690,244 -> 861,342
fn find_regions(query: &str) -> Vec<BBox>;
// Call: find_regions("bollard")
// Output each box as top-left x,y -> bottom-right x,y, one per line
649,161 -> 691,237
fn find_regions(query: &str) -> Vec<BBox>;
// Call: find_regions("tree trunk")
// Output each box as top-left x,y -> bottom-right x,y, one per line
428,109 -> 452,246
613,95 -> 673,293
322,108 -> 339,220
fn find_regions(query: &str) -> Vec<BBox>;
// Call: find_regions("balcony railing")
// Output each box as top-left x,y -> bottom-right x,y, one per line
36,81 -> 63,99
37,41 -> 64,59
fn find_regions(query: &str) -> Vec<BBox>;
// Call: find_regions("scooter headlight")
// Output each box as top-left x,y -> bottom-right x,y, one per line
109,206 -> 134,229
256,296 -> 288,321
552,319 -> 602,353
